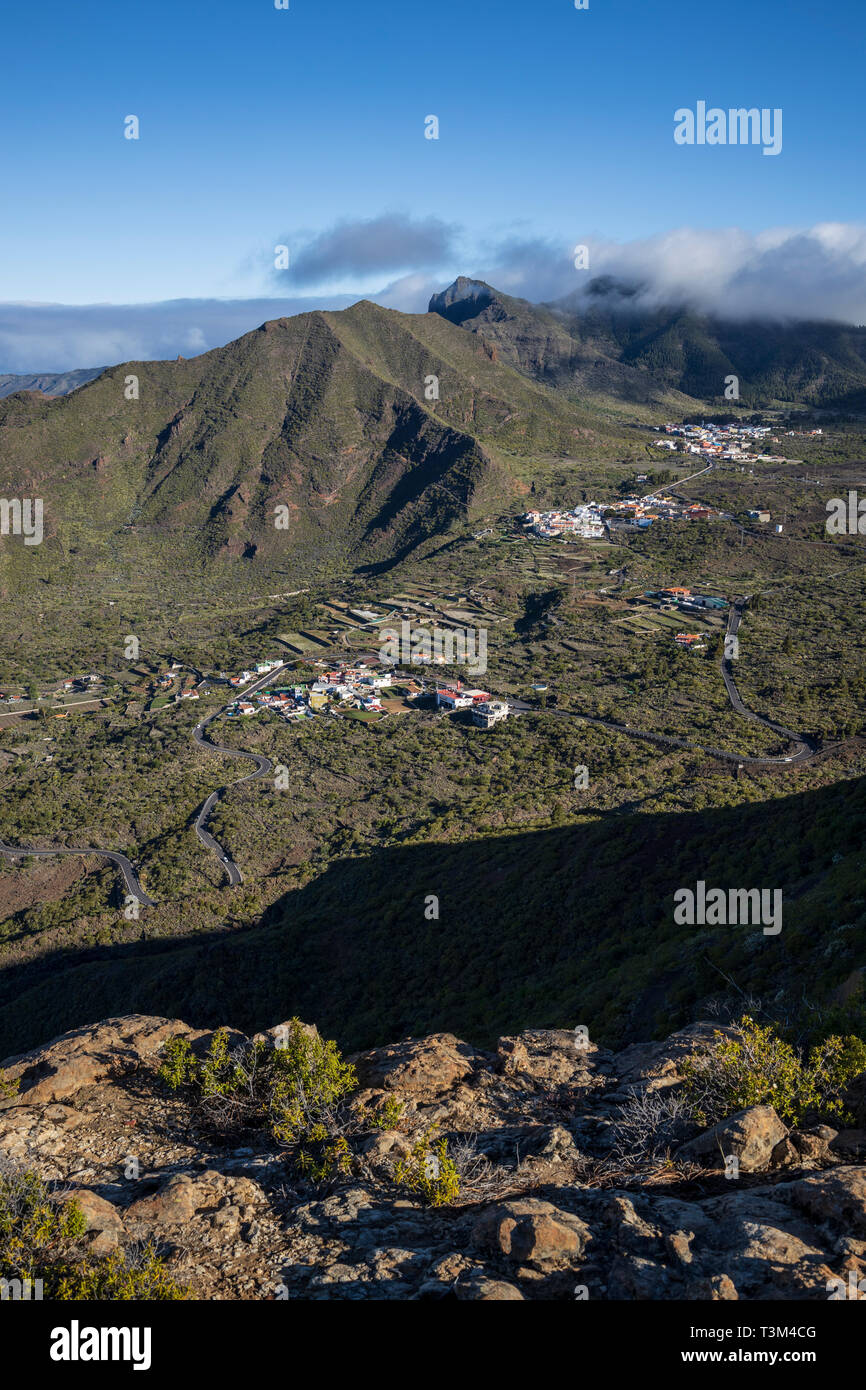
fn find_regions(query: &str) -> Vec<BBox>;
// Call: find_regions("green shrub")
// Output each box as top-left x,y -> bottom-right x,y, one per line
158,1021 -> 358,1170
394,1131 -> 460,1207
156,1034 -> 197,1090
295,1127 -> 351,1183
0,1163 -> 187,1300
52,1243 -> 188,1300
0,1071 -> 19,1101
682,1015 -> 866,1127
355,1096 -> 405,1130
0,1165 -> 85,1288
267,1022 -> 357,1145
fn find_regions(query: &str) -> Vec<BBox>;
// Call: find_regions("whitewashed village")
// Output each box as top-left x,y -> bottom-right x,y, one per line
652,420 -> 783,461
521,418 -> 788,541
224,660 -> 511,730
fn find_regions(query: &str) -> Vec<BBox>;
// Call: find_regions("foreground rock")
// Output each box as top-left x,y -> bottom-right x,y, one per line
676,1106 -> 789,1172
1,1015 -> 865,1301
472,1198 -> 590,1269
0,1015 -> 202,1106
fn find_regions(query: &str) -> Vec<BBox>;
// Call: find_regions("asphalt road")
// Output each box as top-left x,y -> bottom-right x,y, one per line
0,839 -> 157,906
551,709 -> 808,767
0,665 -> 289,904
193,791 -> 243,886
538,597 -> 818,767
720,598 -> 817,762
190,665 -> 287,884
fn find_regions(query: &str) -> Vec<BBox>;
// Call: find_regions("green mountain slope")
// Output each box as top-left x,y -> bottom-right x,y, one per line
0,300 -> 630,599
0,771 -> 862,1057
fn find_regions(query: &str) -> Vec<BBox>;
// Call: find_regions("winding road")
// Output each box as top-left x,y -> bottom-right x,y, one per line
190,664 -> 288,885
720,598 -> 817,762
0,839 -> 157,907
0,665 -> 289,905
533,595 -> 818,766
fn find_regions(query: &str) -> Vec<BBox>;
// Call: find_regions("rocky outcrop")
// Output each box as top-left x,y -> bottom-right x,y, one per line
428,277 -> 495,326
2,1015 -> 865,1301
0,1015 -> 202,1106
353,1033 -> 484,1102
471,1199 -> 590,1269
610,1022 -> 738,1095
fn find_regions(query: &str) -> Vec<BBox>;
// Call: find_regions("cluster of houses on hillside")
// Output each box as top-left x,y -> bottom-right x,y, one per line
523,493 -> 720,540
523,504 -> 606,540
228,660 -> 283,688
0,672 -> 103,708
223,663 -> 514,730
60,673 -> 101,694
229,688 -> 311,721
226,662 -> 393,721
609,495 -> 716,527
308,664 -> 392,712
654,421 -> 776,461
152,665 -> 205,703
521,418 -> 795,545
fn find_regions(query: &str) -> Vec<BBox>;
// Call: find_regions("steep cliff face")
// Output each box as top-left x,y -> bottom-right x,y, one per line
428,278 -> 497,326
2,1015 -> 864,1301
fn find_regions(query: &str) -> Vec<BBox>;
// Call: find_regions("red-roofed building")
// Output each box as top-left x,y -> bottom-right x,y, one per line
436,688 -> 473,710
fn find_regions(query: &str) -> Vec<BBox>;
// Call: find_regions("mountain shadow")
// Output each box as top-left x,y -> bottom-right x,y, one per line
0,774 -> 864,1059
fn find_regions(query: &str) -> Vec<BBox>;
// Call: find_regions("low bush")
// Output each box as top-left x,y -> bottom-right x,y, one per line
158,1021 -> 358,1177
0,1070 -> 19,1101
0,1161 -> 186,1301
394,1131 -> 460,1207
682,1015 -> 866,1127
609,1086 -> 695,1161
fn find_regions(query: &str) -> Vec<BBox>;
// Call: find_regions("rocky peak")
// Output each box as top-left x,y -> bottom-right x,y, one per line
428,277 -> 496,325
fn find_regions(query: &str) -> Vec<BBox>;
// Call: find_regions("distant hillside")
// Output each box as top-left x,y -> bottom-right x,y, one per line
0,770 -> 862,1058
430,278 -> 695,412
430,277 -> 866,410
0,367 -> 104,399
0,300 -> 631,594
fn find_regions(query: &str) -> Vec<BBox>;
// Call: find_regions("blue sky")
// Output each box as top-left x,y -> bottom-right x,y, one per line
1,0 -> 864,368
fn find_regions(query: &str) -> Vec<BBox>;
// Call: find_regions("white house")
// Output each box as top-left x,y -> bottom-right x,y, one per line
471,700 -> 509,729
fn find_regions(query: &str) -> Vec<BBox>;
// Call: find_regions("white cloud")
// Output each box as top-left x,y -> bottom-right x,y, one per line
374,272 -> 444,313
2,223 -> 865,373
479,224 -> 866,323
271,214 -> 458,288
0,295 -> 355,374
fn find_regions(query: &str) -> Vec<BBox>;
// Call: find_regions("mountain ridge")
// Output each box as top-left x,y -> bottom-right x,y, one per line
428,277 -> 866,410
0,297 -> 624,590
0,367 -> 105,400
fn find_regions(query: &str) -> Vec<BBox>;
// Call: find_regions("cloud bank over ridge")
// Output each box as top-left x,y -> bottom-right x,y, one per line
2,222 -> 864,373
